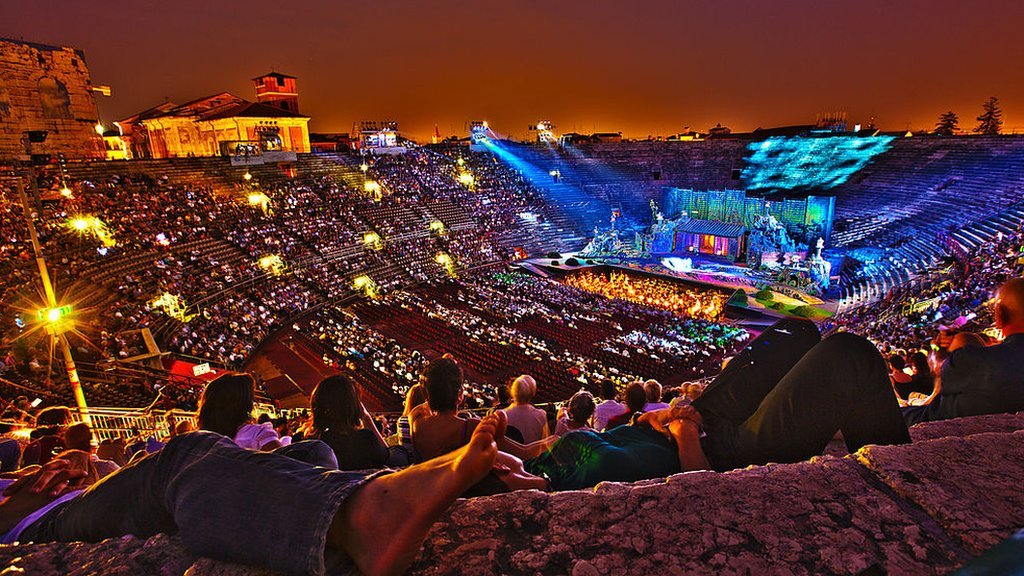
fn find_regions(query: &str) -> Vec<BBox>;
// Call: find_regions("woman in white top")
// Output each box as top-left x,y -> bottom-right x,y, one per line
197,373 -> 282,452
501,375 -> 550,444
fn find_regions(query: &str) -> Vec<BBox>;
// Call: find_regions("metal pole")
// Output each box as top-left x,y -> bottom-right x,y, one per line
15,176 -> 91,424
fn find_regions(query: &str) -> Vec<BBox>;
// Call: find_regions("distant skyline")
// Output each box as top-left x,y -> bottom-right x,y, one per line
4,0 -> 1024,141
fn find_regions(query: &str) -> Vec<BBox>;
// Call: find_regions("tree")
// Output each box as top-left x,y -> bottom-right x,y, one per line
934,111 -> 959,136
974,97 -> 1003,135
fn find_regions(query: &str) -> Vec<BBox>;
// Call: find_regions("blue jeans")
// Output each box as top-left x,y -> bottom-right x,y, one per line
21,432 -> 381,575
276,439 -> 340,469
0,438 -> 21,472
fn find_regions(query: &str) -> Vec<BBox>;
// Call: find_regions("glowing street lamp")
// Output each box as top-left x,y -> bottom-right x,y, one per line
353,275 -> 379,298
363,231 -> 383,250
360,162 -> 369,172
257,254 -> 286,276
436,252 -> 456,277
37,305 -> 73,333
60,184 -> 73,198
243,171 -> 253,181
14,177 -> 90,423
429,220 -> 446,236
94,123 -> 105,136
457,172 -> 475,188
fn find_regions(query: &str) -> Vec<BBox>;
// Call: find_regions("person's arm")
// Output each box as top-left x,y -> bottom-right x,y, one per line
259,439 -> 283,452
359,402 -> 388,449
668,418 -> 710,472
938,347 -> 982,396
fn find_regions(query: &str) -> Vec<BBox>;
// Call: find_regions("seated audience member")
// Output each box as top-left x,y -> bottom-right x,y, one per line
593,379 -> 624,432
895,351 -> 934,401
949,331 -> 988,352
0,439 -> 21,473
22,407 -> 72,467
198,374 -> 282,452
199,373 -> 335,467
0,397 -> 31,424
303,375 -> 388,471
642,380 -> 671,412
0,414 -> 511,576
553,391 -> 596,436
96,438 -> 129,467
904,278 -> 1024,424
888,354 -> 914,394
63,423 -> 119,479
395,384 -> 427,464
411,358 -> 552,461
491,385 -> 512,413
501,375 -> 549,444
606,382 -> 648,430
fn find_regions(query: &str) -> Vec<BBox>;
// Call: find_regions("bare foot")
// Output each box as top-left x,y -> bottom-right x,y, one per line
330,411 -> 506,575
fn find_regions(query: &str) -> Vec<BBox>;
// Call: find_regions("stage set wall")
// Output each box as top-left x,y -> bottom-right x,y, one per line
662,188 -> 835,244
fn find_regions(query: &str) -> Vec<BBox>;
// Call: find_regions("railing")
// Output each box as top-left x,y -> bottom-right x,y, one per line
75,402 -> 279,441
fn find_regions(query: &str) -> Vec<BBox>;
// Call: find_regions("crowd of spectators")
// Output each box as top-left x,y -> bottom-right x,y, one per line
829,230 -> 1024,357
0,146 -> 578,409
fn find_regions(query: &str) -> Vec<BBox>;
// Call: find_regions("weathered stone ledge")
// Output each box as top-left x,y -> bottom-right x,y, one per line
2,413 -> 1022,575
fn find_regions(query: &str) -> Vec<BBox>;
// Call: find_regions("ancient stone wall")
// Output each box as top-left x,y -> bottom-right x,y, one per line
0,38 -> 105,162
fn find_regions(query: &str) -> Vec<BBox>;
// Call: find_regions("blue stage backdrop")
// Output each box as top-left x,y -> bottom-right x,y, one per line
741,135 -> 895,191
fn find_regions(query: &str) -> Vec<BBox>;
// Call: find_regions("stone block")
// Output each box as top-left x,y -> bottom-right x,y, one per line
856,430 -> 1024,555
908,413 -> 1024,442
411,457 -> 965,575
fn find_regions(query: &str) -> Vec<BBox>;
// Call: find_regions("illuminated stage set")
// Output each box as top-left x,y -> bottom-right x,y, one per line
516,134 -> 900,314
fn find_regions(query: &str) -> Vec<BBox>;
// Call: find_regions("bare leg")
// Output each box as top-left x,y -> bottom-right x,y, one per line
330,412 -> 507,576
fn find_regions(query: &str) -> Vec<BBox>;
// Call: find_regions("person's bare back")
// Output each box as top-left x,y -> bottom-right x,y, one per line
411,410 -> 480,460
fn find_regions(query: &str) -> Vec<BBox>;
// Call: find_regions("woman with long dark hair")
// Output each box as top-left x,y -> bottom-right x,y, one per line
304,375 -> 389,470
197,374 -> 281,452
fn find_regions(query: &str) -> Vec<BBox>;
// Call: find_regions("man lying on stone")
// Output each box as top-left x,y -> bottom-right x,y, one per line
903,277 -> 1024,425
0,413 -> 509,576
481,318 -> 912,492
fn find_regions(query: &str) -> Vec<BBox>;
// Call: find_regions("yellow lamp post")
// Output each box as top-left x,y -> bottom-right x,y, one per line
15,178 -> 90,423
